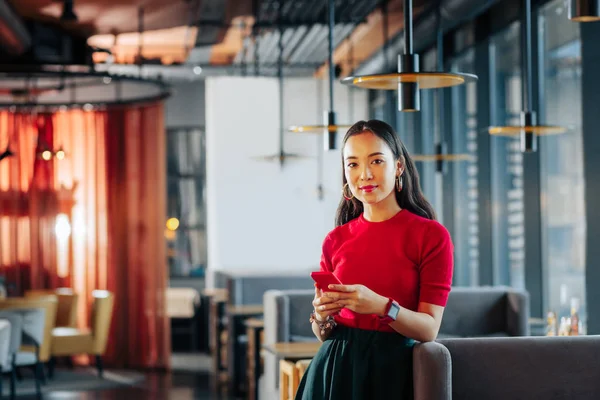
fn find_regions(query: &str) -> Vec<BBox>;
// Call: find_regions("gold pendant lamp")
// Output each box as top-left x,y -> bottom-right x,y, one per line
341,0 -> 477,112
488,0 -> 567,152
288,0 -> 352,150
411,7 -> 473,170
569,0 -> 600,21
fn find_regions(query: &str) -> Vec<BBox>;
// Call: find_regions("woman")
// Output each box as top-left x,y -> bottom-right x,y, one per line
295,119 -> 453,399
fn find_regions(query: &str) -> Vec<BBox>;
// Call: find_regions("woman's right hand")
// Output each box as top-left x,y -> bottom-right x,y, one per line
312,284 -> 342,321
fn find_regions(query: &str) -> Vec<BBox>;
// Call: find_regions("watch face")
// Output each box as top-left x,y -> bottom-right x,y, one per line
387,301 -> 400,321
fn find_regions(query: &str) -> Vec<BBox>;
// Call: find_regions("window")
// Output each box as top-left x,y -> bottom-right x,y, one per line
417,49 -> 442,219
451,48 -> 478,286
166,127 -> 207,278
369,90 -> 396,128
490,22 -> 525,289
539,0 -> 586,329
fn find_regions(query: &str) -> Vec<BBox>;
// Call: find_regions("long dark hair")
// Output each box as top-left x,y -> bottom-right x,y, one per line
335,119 -> 436,226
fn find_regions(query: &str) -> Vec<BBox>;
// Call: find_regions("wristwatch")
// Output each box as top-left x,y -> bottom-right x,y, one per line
379,298 -> 401,325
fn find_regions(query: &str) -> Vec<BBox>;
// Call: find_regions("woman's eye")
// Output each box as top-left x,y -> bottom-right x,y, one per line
372,159 -> 384,164
347,163 -> 357,168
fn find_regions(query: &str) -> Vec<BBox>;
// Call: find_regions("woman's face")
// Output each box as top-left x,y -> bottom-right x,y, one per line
343,131 -> 402,205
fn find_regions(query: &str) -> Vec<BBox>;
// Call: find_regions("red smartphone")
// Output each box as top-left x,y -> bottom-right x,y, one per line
310,271 -> 343,292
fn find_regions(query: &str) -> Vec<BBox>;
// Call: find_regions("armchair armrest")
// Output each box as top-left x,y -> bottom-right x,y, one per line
413,341 -> 452,400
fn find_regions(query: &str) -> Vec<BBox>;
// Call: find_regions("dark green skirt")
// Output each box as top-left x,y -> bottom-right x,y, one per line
295,326 -> 415,400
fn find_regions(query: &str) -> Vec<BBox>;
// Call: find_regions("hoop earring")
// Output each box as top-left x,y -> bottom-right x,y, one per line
396,175 -> 403,192
342,183 -> 354,200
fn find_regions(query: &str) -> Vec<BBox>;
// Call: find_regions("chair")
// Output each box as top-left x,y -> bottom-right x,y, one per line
0,296 -> 58,399
439,286 -> 530,338
25,288 -> 79,328
262,289 -> 315,399
412,335 -> 600,400
278,359 -> 312,400
278,359 -> 299,400
49,290 -> 114,378
0,313 -> 22,400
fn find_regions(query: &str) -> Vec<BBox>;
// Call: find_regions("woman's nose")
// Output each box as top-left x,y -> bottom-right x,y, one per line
360,165 -> 373,180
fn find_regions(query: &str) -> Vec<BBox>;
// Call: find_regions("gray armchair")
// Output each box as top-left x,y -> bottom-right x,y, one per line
262,289 -> 315,400
227,273 -> 314,306
0,311 -> 24,400
413,335 -> 600,400
439,286 -> 529,338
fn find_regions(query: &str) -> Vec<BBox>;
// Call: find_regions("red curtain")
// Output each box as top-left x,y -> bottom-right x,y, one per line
0,104 -> 170,369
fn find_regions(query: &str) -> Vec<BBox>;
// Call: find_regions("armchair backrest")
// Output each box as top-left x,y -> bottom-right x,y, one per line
90,290 -> 114,354
25,288 -> 78,327
0,296 -> 58,362
227,274 -> 313,305
263,289 -> 315,345
0,311 -> 23,367
440,286 -> 530,337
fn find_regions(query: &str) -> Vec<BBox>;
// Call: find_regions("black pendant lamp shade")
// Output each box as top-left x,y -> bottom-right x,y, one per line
488,0 -> 566,152
569,0 -> 600,21
288,0 -> 351,150
341,0 -> 477,112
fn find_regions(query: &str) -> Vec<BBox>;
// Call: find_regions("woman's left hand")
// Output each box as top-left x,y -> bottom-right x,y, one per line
324,284 -> 389,316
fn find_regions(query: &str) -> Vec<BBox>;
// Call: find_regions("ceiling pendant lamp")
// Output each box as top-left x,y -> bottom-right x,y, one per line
488,0 -> 567,152
254,3 -> 309,165
288,0 -> 352,150
568,0 -> 600,22
341,0 -> 477,112
411,9 -> 473,171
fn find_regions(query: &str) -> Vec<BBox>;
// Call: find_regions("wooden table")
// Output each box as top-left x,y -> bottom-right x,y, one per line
245,318 -> 264,400
263,342 -> 321,400
263,342 -> 321,359
202,288 -> 228,302
226,305 -> 264,397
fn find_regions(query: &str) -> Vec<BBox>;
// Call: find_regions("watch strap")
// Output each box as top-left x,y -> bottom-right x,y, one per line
379,298 -> 400,325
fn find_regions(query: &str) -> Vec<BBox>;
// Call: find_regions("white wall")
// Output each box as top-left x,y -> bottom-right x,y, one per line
205,76 -> 368,281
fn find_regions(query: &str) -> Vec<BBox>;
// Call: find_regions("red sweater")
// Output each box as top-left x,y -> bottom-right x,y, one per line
320,209 -> 454,332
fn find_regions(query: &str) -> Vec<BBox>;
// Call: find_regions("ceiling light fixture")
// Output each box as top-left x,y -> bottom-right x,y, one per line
341,0 -> 477,112
288,0 -> 352,150
568,0 -> 600,21
60,0 -> 78,22
253,0 -> 309,166
411,9 -> 473,171
488,0 -> 567,152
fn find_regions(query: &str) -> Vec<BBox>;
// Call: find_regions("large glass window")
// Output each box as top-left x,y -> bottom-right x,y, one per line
166,127 -> 207,278
490,22 -> 525,289
418,49 -> 442,218
451,48 -> 478,286
539,0 -> 586,330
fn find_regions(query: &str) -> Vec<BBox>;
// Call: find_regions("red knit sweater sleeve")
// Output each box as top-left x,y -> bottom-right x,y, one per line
419,222 -> 454,307
320,233 -> 334,273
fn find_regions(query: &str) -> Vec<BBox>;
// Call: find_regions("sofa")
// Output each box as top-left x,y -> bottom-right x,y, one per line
261,286 -> 530,399
413,335 -> 600,400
